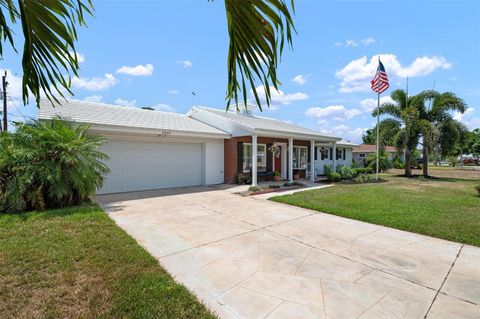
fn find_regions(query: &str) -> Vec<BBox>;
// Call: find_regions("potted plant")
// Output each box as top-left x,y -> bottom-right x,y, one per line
293,170 -> 300,180
273,171 -> 281,182
235,174 -> 245,185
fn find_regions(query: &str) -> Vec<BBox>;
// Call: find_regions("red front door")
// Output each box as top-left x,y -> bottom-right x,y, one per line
274,146 -> 281,173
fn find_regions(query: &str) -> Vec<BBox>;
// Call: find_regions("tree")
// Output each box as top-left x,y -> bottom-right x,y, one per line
373,89 -> 421,176
0,0 -> 295,110
362,118 -> 402,147
0,120 -> 109,213
416,90 -> 466,176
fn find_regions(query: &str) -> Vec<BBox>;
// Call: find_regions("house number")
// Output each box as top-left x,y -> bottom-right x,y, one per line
159,131 -> 171,137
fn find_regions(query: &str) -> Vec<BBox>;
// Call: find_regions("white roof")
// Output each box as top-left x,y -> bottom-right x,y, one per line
337,140 -> 358,147
193,106 -> 340,141
38,99 -> 229,136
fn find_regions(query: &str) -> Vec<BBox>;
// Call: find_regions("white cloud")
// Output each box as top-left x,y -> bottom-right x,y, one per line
335,38 -> 376,47
167,89 -> 180,95
114,98 -> 137,107
151,103 -> 175,112
306,105 -> 362,121
317,123 -> 367,143
454,107 -> 480,130
252,85 -> 308,109
116,64 -> 154,76
292,74 -> 309,85
336,54 -> 452,93
360,38 -> 375,46
360,96 -> 394,112
0,69 -> 22,99
83,95 -> 103,103
176,60 -> 193,68
72,73 -> 117,91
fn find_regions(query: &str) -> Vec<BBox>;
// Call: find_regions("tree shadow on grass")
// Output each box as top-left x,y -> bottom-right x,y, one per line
392,174 -> 478,183
0,203 -> 101,222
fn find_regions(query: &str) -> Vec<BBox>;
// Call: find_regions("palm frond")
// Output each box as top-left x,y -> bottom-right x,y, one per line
10,0 -> 93,106
224,0 -> 295,110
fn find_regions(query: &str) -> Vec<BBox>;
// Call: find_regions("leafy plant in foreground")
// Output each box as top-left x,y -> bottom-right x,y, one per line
0,120 -> 109,213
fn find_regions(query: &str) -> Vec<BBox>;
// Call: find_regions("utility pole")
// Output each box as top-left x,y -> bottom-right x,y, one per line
2,71 -> 7,132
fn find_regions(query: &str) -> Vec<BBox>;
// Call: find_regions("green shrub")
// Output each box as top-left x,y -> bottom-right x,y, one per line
475,185 -> 480,197
365,151 -> 392,173
393,159 -> 404,169
339,166 -> 356,179
324,164 -> 333,176
235,174 -> 245,185
290,181 -> 306,187
273,171 -> 281,177
327,172 -> 341,182
269,184 -> 281,189
248,186 -> 261,192
0,120 -> 109,213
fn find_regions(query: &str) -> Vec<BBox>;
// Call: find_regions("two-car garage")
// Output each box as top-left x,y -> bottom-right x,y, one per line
38,99 -> 229,195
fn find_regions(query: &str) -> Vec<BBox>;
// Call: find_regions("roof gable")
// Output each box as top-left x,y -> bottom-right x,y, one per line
193,106 -> 340,140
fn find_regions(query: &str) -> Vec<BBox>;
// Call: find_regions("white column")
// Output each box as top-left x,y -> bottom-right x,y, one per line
252,135 -> 258,186
288,138 -> 293,182
332,142 -> 337,171
310,140 -> 315,182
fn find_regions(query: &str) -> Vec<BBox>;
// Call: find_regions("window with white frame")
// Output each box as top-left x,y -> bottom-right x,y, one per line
336,148 -> 343,160
243,143 -> 267,172
293,146 -> 308,169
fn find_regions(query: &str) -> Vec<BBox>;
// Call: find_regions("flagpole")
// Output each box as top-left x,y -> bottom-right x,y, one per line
376,91 -> 380,181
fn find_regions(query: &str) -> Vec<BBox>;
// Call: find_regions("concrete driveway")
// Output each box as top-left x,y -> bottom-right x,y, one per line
97,185 -> 480,319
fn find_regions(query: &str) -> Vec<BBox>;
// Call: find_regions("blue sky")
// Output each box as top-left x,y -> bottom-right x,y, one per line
3,0 -> 480,142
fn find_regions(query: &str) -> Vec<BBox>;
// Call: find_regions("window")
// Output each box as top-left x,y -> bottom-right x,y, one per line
293,146 -> 308,169
336,148 -> 343,160
320,147 -> 329,160
343,149 -> 346,160
242,143 -> 266,172
358,153 -> 366,158
314,147 -> 318,161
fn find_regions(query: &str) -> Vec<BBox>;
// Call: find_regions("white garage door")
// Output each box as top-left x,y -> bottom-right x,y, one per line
99,139 -> 203,194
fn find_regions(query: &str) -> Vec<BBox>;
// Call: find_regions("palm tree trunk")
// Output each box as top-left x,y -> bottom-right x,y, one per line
405,147 -> 412,176
423,140 -> 429,176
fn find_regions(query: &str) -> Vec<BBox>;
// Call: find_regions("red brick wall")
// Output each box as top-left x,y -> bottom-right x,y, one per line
224,136 -> 312,184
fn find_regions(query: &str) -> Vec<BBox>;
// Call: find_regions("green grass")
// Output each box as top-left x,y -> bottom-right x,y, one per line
0,204 -> 216,319
271,174 -> 480,246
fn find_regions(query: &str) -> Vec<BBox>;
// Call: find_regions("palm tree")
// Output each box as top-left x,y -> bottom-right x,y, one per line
415,90 -> 466,176
0,0 -> 295,110
373,89 -> 421,176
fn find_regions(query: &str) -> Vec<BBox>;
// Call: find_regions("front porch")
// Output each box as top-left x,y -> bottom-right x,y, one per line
225,135 -> 340,186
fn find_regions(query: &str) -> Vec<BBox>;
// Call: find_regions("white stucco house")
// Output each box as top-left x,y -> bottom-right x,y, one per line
39,100 -> 356,194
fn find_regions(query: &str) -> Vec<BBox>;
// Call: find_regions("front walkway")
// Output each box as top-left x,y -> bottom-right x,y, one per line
97,186 -> 480,319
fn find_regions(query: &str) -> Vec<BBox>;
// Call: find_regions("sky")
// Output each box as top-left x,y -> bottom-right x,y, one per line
2,0 -> 480,143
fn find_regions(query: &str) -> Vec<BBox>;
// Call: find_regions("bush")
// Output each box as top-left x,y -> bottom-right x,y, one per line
248,186 -> 261,192
475,185 -> 480,197
365,151 -> 392,173
269,184 -> 281,189
324,164 -> 333,176
273,171 -> 281,177
235,174 -> 245,185
393,159 -> 404,169
0,120 -> 109,213
327,172 -> 341,182
339,166 -> 356,179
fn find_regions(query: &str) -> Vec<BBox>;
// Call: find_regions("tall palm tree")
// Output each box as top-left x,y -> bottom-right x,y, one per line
0,0 -> 295,110
416,90 -> 466,176
373,89 -> 421,176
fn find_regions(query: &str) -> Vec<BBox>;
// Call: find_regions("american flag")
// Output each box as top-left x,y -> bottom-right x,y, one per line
371,60 -> 389,94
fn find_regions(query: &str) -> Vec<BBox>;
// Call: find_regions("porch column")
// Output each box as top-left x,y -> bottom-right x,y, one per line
288,137 -> 293,182
310,140 -> 315,182
332,142 -> 337,171
252,135 -> 258,186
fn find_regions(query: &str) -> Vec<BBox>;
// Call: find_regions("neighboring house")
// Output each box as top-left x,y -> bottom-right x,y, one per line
39,100 -> 355,194
352,144 -> 403,167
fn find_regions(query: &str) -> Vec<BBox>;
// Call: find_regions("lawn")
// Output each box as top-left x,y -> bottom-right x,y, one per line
0,204 -> 216,319
271,168 -> 480,246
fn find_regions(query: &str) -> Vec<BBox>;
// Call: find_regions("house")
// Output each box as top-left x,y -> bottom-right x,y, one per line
39,100 -> 355,194
352,144 -> 403,167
